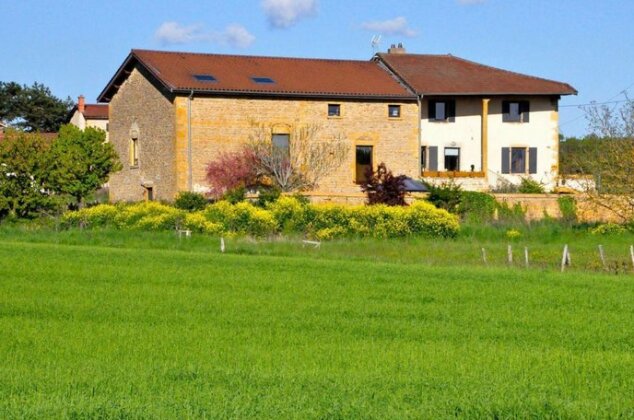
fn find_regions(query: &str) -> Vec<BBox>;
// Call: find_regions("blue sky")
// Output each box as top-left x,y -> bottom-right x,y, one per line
1,0 -> 632,137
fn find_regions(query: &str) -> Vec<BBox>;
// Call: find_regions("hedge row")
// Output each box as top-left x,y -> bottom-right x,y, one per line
62,197 -> 460,239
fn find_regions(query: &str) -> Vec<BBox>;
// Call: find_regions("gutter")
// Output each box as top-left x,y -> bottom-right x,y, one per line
187,90 -> 193,192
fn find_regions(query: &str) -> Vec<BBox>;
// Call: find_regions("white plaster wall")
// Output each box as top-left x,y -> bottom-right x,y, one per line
86,118 -> 109,142
421,96 -> 559,190
69,110 -> 86,130
487,96 -> 558,188
421,97 -> 483,172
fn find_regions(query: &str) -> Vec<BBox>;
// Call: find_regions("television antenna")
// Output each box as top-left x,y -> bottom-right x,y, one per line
371,35 -> 382,53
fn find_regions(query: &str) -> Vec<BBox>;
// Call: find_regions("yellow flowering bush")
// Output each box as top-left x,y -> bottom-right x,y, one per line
62,204 -> 118,227
61,196 -> 460,238
183,212 -> 223,234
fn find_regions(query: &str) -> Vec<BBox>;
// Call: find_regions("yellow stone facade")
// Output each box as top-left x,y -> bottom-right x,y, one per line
108,65 -> 419,201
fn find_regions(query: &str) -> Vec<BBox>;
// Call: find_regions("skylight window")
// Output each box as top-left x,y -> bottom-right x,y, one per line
251,77 -> 275,84
193,74 -> 216,82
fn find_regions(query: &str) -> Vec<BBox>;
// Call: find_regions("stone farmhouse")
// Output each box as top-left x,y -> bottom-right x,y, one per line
67,95 -> 109,141
97,47 -> 575,202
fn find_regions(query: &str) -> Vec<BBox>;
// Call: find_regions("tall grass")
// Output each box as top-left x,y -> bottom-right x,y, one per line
1,234 -> 633,417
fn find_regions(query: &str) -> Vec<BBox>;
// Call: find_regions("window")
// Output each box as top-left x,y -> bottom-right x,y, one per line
444,147 -> 460,171
502,100 -> 530,122
251,77 -> 275,84
328,104 -> 341,117
193,74 -> 216,82
130,138 -> 138,167
388,105 -> 401,118
511,147 -> 527,174
428,99 -> 456,122
272,133 -> 290,155
355,145 -> 373,183
501,147 -> 538,174
421,146 -> 427,170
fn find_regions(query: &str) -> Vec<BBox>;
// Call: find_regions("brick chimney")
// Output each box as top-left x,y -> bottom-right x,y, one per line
78,95 -> 85,113
387,43 -> 407,54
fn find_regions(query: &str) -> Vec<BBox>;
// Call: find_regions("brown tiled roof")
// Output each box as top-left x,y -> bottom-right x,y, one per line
377,53 -> 577,96
83,104 -> 108,119
99,49 -> 416,102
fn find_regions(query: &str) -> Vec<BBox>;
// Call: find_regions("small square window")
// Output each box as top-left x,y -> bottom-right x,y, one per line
388,105 -> 401,118
328,104 -> 341,117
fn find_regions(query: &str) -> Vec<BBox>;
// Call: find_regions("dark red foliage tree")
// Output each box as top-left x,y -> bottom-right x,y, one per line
205,147 -> 259,197
361,162 -> 407,206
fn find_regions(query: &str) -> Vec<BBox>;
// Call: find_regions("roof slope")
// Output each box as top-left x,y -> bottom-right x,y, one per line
99,49 -> 416,102
82,104 -> 108,119
377,53 -> 577,96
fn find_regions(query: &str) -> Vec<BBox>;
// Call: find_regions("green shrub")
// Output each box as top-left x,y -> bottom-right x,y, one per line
62,204 -> 119,228
204,201 -> 276,236
256,186 -> 281,208
557,195 -> 577,224
425,181 -> 462,213
174,192 -> 208,211
496,201 -> 527,225
223,187 -> 246,204
590,223 -> 626,235
518,177 -> 545,194
458,191 -> 497,223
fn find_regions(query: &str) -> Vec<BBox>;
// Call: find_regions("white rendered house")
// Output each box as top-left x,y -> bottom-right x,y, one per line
376,47 -> 577,190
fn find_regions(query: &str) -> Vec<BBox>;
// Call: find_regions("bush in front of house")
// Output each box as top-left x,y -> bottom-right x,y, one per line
518,177 -> 546,194
174,192 -> 208,211
61,196 -> 460,239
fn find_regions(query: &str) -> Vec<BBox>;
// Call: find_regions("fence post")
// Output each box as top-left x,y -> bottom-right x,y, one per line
561,244 -> 570,272
481,247 -> 487,265
220,237 -> 225,253
524,247 -> 529,268
507,244 -> 513,265
630,245 -> 634,271
598,245 -> 606,270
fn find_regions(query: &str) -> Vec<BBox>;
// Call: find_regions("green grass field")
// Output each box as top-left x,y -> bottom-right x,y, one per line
1,228 -> 634,417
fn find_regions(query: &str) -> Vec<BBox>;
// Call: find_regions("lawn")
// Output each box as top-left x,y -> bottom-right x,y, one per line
1,230 -> 633,417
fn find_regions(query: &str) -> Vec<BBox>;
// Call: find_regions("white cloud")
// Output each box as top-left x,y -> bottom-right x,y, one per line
261,0 -> 318,28
457,0 -> 486,4
154,22 -> 255,48
224,24 -> 256,48
361,17 -> 417,38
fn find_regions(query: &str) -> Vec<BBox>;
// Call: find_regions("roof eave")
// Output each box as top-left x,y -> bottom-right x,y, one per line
170,88 -> 417,101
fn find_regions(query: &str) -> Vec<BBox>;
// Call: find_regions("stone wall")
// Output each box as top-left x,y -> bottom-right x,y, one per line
108,65 -> 176,202
174,96 -> 420,196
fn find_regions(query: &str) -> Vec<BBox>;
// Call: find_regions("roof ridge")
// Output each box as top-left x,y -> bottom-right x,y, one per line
447,54 -> 574,89
131,48 -> 377,65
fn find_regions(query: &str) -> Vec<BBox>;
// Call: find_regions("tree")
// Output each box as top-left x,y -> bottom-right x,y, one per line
0,81 -> 74,132
0,130 -> 54,218
205,148 -> 260,198
361,163 -> 407,206
566,96 -> 634,221
46,125 -> 121,206
246,123 -> 348,192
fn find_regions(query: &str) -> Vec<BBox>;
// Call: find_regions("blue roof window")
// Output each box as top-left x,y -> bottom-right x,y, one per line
193,74 -> 217,82
251,77 -> 275,84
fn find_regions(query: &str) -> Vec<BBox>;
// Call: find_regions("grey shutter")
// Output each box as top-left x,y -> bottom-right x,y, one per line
501,147 -> 510,174
428,146 -> 438,171
428,101 -> 436,120
502,101 -> 510,122
448,100 -> 456,122
529,147 -> 537,174
521,101 -> 530,122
